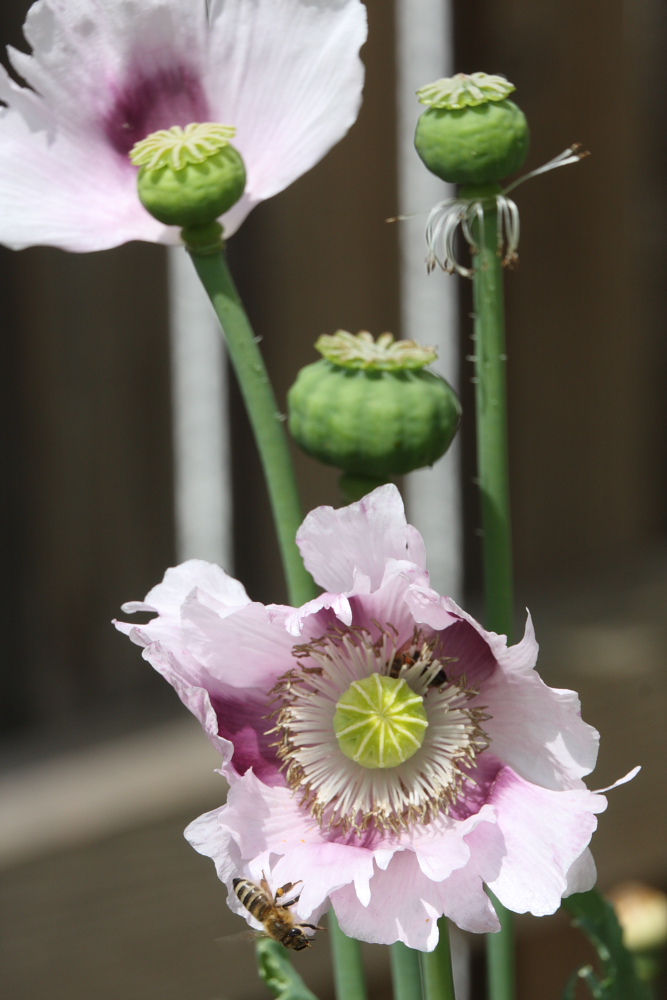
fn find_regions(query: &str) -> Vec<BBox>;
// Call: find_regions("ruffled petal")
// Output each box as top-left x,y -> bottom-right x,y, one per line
297,484 -> 427,593
484,767 -> 607,916
563,847 -> 597,896
480,617 -> 600,790
139,641 -> 234,761
330,846 -> 499,948
405,588 -> 497,685
434,861 -> 501,935
407,590 -> 599,788
11,0 -> 209,130
349,571 -> 426,646
275,592 -> 354,637
331,850 -> 440,950
207,772 -> 376,920
177,597 -> 295,688
140,640 -> 281,781
121,559 -> 249,617
0,98 -> 167,251
411,805 -> 495,882
117,570 -> 297,780
185,803 -> 242,884
118,575 -> 293,692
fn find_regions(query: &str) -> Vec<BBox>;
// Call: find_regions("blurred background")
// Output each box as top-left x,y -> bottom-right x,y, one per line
1,1 -> 666,998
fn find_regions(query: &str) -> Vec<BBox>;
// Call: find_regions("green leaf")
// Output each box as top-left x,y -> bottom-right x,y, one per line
562,890 -> 652,1000
256,938 -> 321,1000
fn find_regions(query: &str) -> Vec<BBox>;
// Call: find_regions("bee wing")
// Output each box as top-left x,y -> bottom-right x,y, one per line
215,929 -> 264,947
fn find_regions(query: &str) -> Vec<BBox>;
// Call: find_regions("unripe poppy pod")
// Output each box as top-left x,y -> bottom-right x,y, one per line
414,72 -> 529,186
131,123 -> 246,228
287,331 -> 461,479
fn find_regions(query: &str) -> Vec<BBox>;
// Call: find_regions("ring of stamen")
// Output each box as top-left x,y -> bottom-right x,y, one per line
270,627 -> 490,833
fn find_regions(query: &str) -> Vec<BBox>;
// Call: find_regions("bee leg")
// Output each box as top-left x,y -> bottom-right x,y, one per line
302,923 -> 325,931
280,894 -> 301,908
275,880 -> 303,903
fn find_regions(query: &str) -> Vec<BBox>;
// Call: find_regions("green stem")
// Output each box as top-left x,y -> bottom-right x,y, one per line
471,204 -> 514,636
470,200 -> 515,1000
187,245 -> 315,607
390,942 -> 423,1000
420,921 -> 457,1000
485,895 -> 515,1000
329,910 -> 369,1000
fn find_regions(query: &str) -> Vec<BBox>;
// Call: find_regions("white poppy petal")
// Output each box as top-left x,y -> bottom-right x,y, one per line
297,483 -> 427,593
205,0 -> 366,230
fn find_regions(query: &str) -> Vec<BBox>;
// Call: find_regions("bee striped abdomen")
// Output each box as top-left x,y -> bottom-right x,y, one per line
233,878 -> 272,920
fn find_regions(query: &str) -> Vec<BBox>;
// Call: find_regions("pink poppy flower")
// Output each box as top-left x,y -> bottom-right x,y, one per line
116,485 -> 623,950
0,0 -> 366,251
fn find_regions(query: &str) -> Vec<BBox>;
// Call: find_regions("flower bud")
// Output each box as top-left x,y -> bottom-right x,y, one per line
414,73 -> 529,186
287,331 -> 461,478
130,123 -> 246,228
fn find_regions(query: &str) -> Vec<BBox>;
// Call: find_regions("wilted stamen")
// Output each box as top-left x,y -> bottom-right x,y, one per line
424,145 -> 588,277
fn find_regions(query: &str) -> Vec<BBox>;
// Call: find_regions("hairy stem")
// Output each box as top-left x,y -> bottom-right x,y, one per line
187,246 -> 314,606
471,200 -> 515,1000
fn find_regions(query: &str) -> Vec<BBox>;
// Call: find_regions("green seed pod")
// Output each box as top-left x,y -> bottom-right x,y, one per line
287,331 -> 461,478
414,73 -> 529,186
130,123 -> 246,228
333,674 -> 428,769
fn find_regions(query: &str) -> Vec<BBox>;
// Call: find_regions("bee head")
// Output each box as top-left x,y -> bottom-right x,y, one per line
284,927 -> 311,951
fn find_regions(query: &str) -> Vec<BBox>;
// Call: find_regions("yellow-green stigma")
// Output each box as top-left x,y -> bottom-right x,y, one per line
333,674 -> 428,769
315,330 -> 438,371
417,72 -> 515,110
130,123 -> 238,171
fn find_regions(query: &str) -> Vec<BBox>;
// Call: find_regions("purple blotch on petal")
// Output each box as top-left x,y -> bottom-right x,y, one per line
210,691 -> 283,786
103,64 -> 211,158
449,754 -> 505,821
435,619 -> 497,686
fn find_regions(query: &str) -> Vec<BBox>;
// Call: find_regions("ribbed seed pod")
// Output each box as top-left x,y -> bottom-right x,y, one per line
130,123 -> 246,228
287,331 -> 461,479
414,72 -> 529,186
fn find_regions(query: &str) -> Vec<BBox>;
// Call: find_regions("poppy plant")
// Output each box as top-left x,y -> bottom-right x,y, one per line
116,485 -> 624,951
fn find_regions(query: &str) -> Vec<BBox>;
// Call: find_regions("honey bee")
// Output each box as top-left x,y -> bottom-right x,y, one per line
388,646 -> 455,689
232,874 -> 323,951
